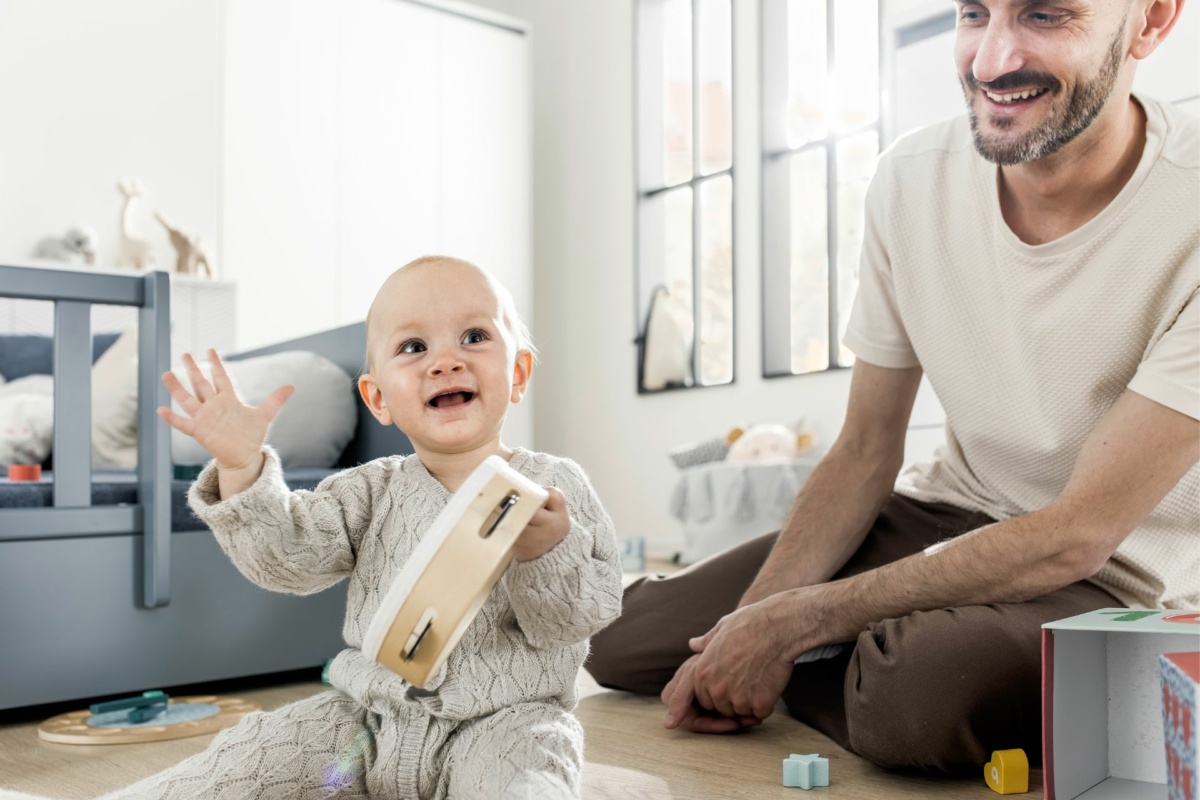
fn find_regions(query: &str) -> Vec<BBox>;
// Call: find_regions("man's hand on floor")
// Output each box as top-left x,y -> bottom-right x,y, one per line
661,655 -> 763,733
685,594 -> 807,723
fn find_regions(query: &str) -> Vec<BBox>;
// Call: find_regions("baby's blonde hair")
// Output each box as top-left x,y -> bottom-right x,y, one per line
364,255 -> 537,374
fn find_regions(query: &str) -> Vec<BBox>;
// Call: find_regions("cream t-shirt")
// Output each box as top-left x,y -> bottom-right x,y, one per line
843,95 -> 1199,609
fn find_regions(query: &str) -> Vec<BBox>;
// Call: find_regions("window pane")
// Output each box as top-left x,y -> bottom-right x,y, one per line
663,186 -> 695,319
787,0 -> 827,147
833,0 -> 879,132
697,0 -> 732,175
789,149 -> 829,373
698,175 -> 732,385
835,132 -> 878,365
637,185 -> 695,390
661,0 -> 693,186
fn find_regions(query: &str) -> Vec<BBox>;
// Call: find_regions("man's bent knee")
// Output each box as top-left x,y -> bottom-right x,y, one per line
843,613 -> 1038,772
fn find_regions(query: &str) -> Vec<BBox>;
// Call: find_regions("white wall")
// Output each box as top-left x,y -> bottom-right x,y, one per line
508,0 -> 853,554
0,1 -> 223,271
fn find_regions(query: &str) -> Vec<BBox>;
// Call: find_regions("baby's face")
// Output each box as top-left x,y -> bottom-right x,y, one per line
360,261 -> 529,456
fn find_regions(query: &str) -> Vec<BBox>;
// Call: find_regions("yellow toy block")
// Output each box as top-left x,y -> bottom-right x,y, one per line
984,748 -> 1029,794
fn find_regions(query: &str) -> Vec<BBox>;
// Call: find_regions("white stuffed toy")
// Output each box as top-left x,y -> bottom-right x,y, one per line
724,422 -> 815,464
0,375 -> 54,466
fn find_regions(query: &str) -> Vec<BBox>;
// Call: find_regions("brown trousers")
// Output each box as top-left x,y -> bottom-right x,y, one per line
585,494 -> 1118,773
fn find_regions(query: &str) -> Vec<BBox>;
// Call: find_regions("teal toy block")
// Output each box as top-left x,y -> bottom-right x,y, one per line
89,690 -> 169,723
783,753 -> 829,789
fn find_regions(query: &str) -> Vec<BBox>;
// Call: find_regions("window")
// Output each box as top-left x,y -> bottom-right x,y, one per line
761,0 -> 881,376
636,0 -> 734,392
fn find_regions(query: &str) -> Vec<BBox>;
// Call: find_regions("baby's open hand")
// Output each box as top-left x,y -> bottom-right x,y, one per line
157,349 -> 294,472
512,487 -> 570,562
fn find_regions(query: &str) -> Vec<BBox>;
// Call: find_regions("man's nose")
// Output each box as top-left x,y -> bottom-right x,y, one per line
971,20 -> 1027,84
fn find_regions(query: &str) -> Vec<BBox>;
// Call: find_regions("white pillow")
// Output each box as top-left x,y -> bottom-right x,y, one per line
0,375 -> 54,467
92,330 -> 140,469
170,350 -> 358,469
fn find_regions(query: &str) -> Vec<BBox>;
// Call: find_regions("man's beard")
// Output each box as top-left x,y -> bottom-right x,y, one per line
961,28 -> 1125,165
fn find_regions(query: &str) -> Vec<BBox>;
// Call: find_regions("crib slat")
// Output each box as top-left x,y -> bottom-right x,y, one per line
52,301 -> 92,507
138,271 -> 172,609
0,507 -> 140,540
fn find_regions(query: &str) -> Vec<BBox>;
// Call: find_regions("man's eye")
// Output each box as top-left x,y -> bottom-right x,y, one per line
398,340 -> 426,354
463,329 -> 489,345
1028,11 -> 1064,24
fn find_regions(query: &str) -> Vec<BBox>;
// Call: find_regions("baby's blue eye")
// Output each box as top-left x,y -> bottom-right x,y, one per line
399,340 -> 426,354
463,329 -> 489,345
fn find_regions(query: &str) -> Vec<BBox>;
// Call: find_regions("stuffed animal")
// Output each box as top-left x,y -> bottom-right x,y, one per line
725,422 -> 815,464
33,226 -> 99,265
116,179 -> 156,270
155,212 -> 214,277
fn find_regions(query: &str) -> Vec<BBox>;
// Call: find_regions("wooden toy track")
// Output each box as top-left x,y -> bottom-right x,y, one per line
37,695 -> 260,745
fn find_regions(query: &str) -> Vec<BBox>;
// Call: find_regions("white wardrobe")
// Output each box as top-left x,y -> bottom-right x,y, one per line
223,0 -> 532,355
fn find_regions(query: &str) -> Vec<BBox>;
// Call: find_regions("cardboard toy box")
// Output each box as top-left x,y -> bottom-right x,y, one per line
1161,651 -> 1198,800
1043,608 -> 1200,800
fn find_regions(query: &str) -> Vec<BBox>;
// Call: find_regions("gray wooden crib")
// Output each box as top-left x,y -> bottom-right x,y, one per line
0,263 -> 411,711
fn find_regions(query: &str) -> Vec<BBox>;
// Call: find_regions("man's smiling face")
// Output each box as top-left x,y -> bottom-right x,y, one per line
954,0 -> 1131,165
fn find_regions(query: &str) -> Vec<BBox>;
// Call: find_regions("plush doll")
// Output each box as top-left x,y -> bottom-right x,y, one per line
724,422 -> 815,464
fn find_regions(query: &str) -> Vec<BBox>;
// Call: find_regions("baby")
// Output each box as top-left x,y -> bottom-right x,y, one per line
114,256 -> 622,799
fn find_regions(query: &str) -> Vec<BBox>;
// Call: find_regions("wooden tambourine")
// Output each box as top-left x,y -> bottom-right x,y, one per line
362,455 -> 549,688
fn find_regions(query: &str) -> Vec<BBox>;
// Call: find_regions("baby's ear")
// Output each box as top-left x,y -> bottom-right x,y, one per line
510,349 -> 534,404
357,374 -> 393,426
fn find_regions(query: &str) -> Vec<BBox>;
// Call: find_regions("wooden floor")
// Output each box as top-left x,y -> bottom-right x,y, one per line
0,669 -> 1040,799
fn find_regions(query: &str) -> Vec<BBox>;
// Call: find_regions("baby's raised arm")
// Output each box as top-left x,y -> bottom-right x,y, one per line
187,451 -> 382,595
158,349 -> 294,499
163,349 -> 372,594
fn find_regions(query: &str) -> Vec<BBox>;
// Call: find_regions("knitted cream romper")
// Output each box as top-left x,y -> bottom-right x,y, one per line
101,447 -> 622,800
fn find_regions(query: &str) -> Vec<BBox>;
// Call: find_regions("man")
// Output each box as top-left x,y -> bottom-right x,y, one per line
587,0 -> 1198,772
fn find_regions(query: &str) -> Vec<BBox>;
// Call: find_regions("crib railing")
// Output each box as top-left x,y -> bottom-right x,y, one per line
0,264 -> 172,608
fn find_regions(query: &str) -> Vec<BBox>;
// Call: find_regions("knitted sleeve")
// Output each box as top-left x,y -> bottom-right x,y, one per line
188,446 -> 383,595
505,457 -> 623,649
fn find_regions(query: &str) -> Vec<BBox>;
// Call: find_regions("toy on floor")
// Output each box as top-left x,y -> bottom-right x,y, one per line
38,690 -> 260,745
620,534 -> 646,573
362,455 -> 549,688
984,748 -> 1029,794
782,753 -> 829,789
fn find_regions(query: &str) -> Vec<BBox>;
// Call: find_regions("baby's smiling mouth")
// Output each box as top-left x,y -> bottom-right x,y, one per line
428,391 -> 475,409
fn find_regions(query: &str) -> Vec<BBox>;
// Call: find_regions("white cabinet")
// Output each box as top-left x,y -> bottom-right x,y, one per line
0,263 -> 236,363
221,0 -> 340,345
335,0 -> 443,325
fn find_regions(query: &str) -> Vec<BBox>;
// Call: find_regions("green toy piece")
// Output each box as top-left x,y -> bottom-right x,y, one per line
90,690 -> 170,723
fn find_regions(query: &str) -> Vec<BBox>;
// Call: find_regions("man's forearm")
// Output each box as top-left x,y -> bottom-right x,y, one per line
739,441 -> 902,607
771,507 -> 1099,660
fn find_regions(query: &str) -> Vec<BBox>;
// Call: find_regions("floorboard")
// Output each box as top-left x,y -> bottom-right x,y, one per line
0,670 -> 1040,799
